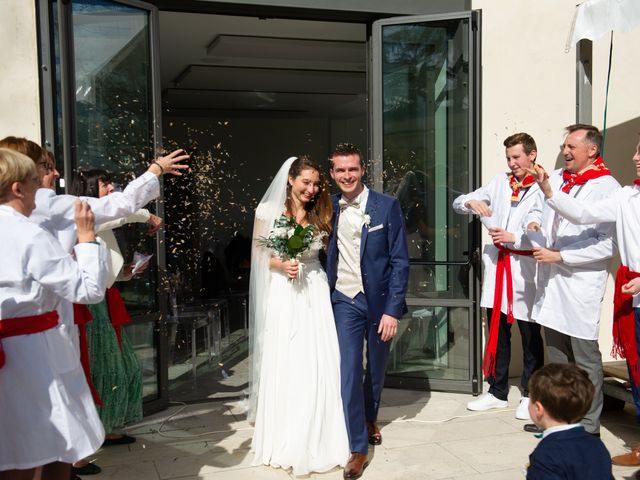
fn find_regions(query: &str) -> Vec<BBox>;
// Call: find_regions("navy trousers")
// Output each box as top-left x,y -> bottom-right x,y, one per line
332,289 -> 391,454
627,308 -> 640,419
486,308 -> 544,401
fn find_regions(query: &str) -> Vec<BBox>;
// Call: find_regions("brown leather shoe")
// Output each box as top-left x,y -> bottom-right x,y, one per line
344,452 -> 368,479
612,446 -> 640,466
367,421 -> 382,445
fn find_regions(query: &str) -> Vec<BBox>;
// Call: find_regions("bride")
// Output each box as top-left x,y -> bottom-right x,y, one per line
249,156 -> 349,476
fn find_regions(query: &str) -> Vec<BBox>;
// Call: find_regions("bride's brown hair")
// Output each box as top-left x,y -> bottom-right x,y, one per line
284,155 -> 333,236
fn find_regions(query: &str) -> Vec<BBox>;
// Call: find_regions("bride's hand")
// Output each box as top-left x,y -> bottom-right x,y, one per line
281,259 -> 299,279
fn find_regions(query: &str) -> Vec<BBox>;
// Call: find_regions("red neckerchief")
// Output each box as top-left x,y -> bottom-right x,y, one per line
612,265 -> 640,387
634,179 -> 640,186
482,244 -> 534,378
561,156 -> 611,193
508,172 -> 536,202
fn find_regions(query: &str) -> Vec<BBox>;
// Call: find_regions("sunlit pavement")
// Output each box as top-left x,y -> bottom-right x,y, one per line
88,384 -> 640,479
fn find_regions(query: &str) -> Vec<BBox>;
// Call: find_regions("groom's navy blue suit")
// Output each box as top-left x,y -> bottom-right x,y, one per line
326,188 -> 409,454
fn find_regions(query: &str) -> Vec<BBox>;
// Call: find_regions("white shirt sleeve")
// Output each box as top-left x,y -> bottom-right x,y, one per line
33,171 -> 159,232
25,231 -> 108,305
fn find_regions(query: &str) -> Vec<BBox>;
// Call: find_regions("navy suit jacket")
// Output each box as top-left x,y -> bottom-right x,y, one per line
326,189 -> 409,322
527,426 -> 613,480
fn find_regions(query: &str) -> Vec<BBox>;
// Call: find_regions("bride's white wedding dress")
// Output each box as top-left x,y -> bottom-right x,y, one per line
251,241 -> 349,476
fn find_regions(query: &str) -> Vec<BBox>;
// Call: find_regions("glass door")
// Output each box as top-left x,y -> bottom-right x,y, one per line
42,0 -> 168,413
372,12 -> 482,393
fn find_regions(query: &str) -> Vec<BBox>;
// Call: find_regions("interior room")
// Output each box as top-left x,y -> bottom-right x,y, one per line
158,10 -> 368,399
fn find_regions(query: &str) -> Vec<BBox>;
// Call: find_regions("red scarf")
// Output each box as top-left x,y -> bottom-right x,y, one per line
612,266 -> 640,387
634,179 -> 640,186
73,304 -> 102,406
0,311 -> 59,368
105,287 -> 131,350
508,172 -> 536,202
483,244 -> 534,378
562,156 -> 611,193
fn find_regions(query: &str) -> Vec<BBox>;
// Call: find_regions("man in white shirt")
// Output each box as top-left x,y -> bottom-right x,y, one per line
531,139 -> 640,464
453,133 -> 544,420
527,124 -> 620,435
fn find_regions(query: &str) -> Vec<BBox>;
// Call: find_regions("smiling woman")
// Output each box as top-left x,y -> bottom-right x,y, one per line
0,146 -> 105,480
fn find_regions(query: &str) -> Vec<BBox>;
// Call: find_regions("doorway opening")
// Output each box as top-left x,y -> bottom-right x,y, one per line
158,11 -> 368,401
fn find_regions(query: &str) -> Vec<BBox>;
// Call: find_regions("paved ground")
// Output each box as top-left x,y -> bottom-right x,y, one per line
87,384 -> 640,479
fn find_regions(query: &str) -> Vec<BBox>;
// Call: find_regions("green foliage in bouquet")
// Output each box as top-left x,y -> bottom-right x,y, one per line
258,215 -> 316,260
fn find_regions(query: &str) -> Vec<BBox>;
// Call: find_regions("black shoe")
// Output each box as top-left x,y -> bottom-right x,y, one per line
524,423 -> 543,434
71,462 -> 101,475
103,434 -> 136,446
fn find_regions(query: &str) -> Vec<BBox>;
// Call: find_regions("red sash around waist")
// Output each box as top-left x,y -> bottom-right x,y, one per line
73,304 -> 102,406
0,311 -> 59,368
106,287 -> 131,350
483,244 -> 534,378
612,265 -> 640,387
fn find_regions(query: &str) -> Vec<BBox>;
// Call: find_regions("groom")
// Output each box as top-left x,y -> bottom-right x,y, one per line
326,143 -> 409,479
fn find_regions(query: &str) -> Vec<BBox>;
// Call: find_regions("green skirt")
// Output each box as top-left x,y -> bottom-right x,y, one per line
87,300 -> 143,433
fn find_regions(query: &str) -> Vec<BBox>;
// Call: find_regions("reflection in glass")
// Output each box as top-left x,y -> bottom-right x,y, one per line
388,306 -> 469,381
381,19 -> 470,294
406,264 -> 469,300
125,322 -> 158,401
71,0 -> 156,315
380,18 -> 474,386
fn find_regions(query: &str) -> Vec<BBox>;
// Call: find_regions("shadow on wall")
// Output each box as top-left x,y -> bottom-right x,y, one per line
552,116 -> 640,185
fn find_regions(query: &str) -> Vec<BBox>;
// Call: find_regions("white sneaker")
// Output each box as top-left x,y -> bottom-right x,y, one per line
466,392 -> 508,411
516,397 -> 531,420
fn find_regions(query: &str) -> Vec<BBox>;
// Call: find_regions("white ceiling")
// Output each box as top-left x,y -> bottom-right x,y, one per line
159,11 -> 367,117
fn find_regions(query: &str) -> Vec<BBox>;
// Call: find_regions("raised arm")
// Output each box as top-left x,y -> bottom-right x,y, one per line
529,163 -> 618,224
31,149 -> 188,231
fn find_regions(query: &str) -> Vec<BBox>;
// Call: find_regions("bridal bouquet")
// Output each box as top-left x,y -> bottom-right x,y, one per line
258,215 -> 316,260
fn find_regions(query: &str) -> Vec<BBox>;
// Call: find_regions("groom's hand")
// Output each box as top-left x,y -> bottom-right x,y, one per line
378,314 -> 398,342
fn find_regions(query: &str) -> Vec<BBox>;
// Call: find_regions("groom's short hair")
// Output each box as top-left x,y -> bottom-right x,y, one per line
329,143 -> 363,167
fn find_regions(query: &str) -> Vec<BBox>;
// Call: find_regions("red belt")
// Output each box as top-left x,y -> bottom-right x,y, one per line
0,311 -> 59,368
483,244 -> 534,378
612,265 -> 640,387
106,287 -> 131,350
73,304 -> 102,406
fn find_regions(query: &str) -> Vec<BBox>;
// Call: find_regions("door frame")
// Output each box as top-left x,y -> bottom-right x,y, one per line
370,11 -> 483,393
36,1 -> 482,404
37,0 -> 170,414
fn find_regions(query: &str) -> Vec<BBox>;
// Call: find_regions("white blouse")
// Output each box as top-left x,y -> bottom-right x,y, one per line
0,204 -> 108,469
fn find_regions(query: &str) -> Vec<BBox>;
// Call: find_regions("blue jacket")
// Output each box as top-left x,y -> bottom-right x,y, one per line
326,189 -> 409,321
527,426 -> 613,480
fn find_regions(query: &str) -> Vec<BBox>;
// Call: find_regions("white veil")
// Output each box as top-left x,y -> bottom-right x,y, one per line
247,156 -> 297,422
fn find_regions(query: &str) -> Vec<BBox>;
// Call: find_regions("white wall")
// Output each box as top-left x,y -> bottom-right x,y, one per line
0,0 -> 40,140
470,0 -> 640,373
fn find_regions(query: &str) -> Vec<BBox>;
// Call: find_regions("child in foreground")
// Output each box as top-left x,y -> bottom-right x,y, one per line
526,363 -> 613,479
